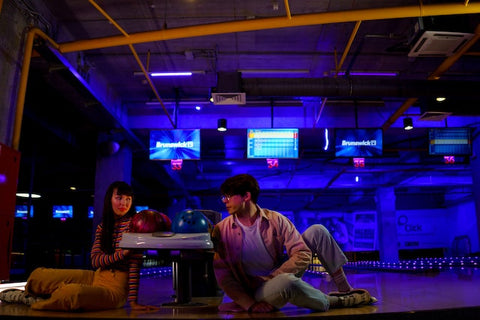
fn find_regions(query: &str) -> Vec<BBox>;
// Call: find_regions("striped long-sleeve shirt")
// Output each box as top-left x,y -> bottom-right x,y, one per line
90,216 -> 142,303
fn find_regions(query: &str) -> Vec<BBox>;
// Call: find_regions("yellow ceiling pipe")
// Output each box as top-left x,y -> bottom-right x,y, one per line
335,20 -> 362,77
12,28 -> 59,150
88,0 -> 128,37
88,0 -> 175,128
283,0 -> 292,19
59,3 -> 480,53
429,23 -> 480,80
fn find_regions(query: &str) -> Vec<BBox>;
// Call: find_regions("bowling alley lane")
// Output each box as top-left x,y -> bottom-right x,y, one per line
2,257 -> 479,320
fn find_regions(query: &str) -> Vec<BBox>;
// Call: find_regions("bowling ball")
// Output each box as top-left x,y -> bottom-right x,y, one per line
171,209 -> 212,233
130,209 -> 172,233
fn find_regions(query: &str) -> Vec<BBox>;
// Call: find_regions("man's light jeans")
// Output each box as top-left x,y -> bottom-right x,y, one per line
254,273 -> 330,311
253,224 -> 348,311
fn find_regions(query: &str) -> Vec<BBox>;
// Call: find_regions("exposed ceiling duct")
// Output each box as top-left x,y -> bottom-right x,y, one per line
241,78 -> 480,99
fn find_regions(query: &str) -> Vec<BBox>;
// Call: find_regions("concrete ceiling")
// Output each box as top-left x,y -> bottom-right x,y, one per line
13,0 -> 480,214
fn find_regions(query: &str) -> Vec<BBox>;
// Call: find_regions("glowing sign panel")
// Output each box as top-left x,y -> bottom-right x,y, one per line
149,129 -> 201,160
429,128 -> 472,156
335,128 -> 383,157
247,129 -> 299,159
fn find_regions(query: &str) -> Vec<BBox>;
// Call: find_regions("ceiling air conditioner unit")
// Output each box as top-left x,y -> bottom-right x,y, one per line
407,15 -> 474,57
408,31 -> 474,57
418,111 -> 452,121
418,97 -> 452,121
211,92 -> 246,105
212,71 -> 246,105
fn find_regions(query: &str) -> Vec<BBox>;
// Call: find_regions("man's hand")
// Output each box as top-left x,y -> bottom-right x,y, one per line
249,301 -> 276,313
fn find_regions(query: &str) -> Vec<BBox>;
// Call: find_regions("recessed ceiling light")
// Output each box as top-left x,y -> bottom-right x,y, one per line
16,192 -> 41,199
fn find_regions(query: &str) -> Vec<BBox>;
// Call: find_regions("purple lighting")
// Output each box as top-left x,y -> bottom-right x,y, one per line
150,72 -> 192,77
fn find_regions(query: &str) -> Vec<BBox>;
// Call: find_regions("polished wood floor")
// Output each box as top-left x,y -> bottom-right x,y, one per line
1,258 -> 480,320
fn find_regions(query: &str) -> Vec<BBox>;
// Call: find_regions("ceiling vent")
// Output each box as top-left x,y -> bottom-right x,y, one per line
211,92 -> 246,105
418,111 -> 452,121
408,31 -> 474,57
213,71 -> 246,104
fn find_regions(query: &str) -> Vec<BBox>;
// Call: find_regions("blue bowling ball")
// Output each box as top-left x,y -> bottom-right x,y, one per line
171,209 -> 212,233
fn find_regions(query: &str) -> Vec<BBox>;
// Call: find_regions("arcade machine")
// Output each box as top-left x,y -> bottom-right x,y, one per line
0,143 -> 21,282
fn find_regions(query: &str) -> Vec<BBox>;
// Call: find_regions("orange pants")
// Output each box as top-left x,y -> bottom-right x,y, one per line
25,267 -> 128,311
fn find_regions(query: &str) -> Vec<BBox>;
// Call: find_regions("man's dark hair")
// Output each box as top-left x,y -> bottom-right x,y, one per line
220,174 -> 260,203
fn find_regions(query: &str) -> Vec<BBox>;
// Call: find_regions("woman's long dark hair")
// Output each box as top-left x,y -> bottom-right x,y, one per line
101,181 -> 136,253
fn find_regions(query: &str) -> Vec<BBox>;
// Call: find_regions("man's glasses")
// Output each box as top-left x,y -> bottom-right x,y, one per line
221,195 -> 235,202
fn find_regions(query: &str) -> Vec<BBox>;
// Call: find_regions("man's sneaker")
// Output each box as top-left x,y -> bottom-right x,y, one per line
329,288 -> 378,305
0,289 -> 42,306
330,289 -> 372,307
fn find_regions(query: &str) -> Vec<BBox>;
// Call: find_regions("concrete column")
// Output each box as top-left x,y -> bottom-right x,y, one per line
376,187 -> 399,262
469,128 -> 480,249
92,140 -> 132,230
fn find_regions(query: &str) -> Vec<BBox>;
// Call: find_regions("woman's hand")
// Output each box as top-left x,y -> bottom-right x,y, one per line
129,301 -> 160,311
123,249 -> 143,259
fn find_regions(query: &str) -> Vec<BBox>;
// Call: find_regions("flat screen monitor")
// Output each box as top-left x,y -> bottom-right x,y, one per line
15,205 -> 33,219
149,129 -> 201,160
53,205 -> 73,220
247,128 -> 299,159
335,128 -> 383,157
428,128 -> 472,155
